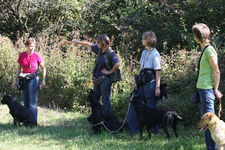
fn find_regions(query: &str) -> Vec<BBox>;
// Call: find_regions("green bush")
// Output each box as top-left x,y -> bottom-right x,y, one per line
1,35 -> 225,123
0,36 -> 19,98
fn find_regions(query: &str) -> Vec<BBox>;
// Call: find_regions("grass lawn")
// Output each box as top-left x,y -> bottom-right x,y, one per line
0,105 -> 206,150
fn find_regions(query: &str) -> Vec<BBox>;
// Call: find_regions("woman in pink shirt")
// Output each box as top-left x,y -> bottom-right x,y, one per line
13,38 -> 46,127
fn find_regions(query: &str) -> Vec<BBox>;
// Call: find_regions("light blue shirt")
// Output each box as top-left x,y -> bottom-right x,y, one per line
140,48 -> 161,70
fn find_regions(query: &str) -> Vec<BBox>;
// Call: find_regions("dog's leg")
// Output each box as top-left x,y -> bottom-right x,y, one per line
147,126 -> 152,139
172,121 -> 178,137
218,145 -> 224,150
139,124 -> 144,139
13,117 -> 18,126
219,144 -> 225,150
162,124 -> 170,140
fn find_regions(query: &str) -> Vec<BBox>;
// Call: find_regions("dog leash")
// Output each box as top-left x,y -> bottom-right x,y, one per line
91,101 -> 131,134
218,97 -> 222,118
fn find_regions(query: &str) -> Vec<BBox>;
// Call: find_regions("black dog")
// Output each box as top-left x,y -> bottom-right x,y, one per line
130,94 -> 183,139
87,89 -> 124,133
158,80 -> 167,102
1,94 -> 29,126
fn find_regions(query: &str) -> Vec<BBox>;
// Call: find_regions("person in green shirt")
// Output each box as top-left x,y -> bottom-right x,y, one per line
192,23 -> 223,150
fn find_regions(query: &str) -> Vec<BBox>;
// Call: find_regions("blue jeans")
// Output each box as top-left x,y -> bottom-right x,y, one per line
93,76 -> 112,115
128,80 -> 158,134
198,88 -> 217,150
23,76 -> 39,127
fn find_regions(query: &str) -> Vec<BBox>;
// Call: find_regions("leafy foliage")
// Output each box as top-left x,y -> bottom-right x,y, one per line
1,0 -> 224,53
0,0 -> 225,124
1,35 -> 224,123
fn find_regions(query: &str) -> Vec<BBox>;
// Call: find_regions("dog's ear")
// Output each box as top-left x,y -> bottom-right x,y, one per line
208,113 -> 214,120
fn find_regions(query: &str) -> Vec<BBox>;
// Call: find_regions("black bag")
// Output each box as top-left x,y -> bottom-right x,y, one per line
109,69 -> 121,83
92,76 -> 105,86
105,48 -> 121,83
94,48 -> 121,83
190,45 -> 209,104
190,90 -> 200,104
135,68 -> 155,85
16,73 -> 35,90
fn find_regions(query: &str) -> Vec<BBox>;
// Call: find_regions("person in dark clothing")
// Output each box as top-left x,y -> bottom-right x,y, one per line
72,34 -> 120,115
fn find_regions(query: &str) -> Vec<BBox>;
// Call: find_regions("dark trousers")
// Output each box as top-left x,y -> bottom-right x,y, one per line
23,76 -> 39,127
93,76 -> 112,115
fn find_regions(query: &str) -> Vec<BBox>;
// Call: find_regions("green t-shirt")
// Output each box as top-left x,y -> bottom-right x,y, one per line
196,45 -> 217,89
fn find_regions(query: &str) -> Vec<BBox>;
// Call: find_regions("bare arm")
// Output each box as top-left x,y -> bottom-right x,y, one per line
39,62 -> 46,88
13,64 -> 21,87
209,56 -> 223,98
72,39 -> 92,48
155,70 -> 161,97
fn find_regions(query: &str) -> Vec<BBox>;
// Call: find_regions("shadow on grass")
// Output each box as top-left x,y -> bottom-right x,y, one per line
0,117 -> 205,150
0,117 -> 89,138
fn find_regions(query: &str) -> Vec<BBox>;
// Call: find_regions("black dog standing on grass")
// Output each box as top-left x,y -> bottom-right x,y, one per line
1,94 -> 30,126
130,94 -> 183,139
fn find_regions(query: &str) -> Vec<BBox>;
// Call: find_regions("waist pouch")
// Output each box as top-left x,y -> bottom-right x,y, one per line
17,73 -> 36,90
92,76 -> 105,86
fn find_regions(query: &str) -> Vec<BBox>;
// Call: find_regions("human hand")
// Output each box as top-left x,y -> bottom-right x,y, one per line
12,79 -> 17,89
215,89 -> 223,99
133,84 -> 137,92
101,68 -> 110,75
155,87 -> 160,97
39,80 -> 46,89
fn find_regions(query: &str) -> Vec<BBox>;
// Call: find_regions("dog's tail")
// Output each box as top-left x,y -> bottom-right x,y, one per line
170,111 -> 184,121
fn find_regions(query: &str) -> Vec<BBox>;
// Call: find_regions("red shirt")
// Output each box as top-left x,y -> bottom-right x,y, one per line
18,51 -> 43,73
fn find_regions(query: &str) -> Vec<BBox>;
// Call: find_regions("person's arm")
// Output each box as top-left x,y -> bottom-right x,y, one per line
72,39 -> 92,48
209,56 -> 223,98
155,70 -> 161,97
39,62 -> 46,89
101,62 -> 120,75
13,64 -> 21,88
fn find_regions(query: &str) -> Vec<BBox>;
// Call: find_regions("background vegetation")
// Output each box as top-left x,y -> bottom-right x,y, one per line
0,0 -> 225,125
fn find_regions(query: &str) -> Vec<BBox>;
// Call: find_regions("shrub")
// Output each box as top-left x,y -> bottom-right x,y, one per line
0,36 -> 20,98
1,35 -> 225,123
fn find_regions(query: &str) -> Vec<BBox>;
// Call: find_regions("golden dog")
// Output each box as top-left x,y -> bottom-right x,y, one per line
199,112 -> 225,150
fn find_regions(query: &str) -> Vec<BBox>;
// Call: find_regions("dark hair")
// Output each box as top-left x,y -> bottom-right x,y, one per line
25,38 -> 36,46
97,34 -> 110,47
142,31 -> 157,47
192,23 -> 210,43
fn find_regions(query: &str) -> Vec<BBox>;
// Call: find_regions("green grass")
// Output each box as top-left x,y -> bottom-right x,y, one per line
0,105 -> 206,150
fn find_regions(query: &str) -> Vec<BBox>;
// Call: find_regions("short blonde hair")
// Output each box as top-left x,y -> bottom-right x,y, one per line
142,31 -> 157,47
25,38 -> 36,46
192,23 -> 210,43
